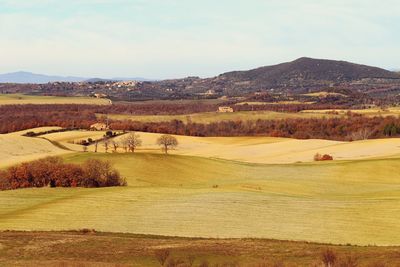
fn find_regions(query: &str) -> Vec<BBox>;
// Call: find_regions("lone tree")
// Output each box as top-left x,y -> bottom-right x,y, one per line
156,134 -> 178,154
94,141 -> 99,153
122,132 -> 142,153
103,139 -> 110,153
111,140 -> 119,153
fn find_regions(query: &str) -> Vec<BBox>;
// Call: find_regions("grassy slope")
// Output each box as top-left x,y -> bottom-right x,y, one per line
1,231 -> 400,266
1,152 -> 400,246
0,128 -> 71,168
0,93 -> 111,105
42,130 -> 400,164
301,107 -> 400,117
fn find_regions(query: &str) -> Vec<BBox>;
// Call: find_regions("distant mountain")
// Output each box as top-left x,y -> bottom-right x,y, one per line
0,71 -> 87,84
138,57 -> 400,97
0,71 -> 152,84
217,57 -> 400,88
85,78 -> 117,83
2,58 -> 399,99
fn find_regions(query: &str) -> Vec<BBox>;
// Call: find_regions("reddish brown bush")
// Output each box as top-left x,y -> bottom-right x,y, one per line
314,153 -> 334,161
321,249 -> 337,267
155,249 -> 170,266
0,157 -> 126,191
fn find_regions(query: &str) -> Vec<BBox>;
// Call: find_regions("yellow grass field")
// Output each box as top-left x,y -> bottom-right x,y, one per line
42,130 -> 400,164
302,91 -> 348,98
235,101 -> 315,105
301,107 -> 400,117
0,94 -> 111,105
1,152 -> 400,246
103,110 -> 336,124
0,127 -> 71,168
3,128 -> 400,246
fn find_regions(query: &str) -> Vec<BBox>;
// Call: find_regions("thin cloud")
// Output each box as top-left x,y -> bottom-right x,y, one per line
0,0 -> 398,78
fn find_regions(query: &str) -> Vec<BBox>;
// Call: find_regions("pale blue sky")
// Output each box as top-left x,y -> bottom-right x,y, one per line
0,0 -> 399,79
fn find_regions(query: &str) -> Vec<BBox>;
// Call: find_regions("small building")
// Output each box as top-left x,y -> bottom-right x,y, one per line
205,89 -> 216,96
90,123 -> 109,131
218,106 -> 234,113
94,93 -> 108,99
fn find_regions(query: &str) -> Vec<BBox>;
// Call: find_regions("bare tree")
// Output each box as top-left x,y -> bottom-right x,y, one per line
187,255 -> 195,267
82,146 -> 88,153
121,137 -> 129,152
111,140 -> 119,153
103,139 -> 110,153
123,132 -> 142,153
155,249 -> 170,266
94,141 -> 99,153
321,249 -> 337,267
349,128 -> 373,141
156,134 -> 178,154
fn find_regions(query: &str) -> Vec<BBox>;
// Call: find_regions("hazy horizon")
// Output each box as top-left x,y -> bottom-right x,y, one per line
1,0 -> 399,79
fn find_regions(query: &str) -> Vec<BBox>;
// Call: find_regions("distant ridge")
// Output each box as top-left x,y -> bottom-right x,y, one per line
140,57 -> 400,96
0,71 -> 152,84
0,71 -> 87,84
218,57 -> 400,87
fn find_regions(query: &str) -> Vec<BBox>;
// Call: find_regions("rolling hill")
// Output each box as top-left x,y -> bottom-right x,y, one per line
0,71 -> 87,84
0,127 -> 71,168
219,57 -> 400,87
124,57 -> 400,97
1,58 -> 399,99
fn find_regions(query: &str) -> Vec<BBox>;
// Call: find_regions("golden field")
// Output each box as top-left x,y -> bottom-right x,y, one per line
0,127 -> 71,168
1,152 -> 400,245
42,130 -> 400,164
0,94 -> 111,105
2,128 -> 400,246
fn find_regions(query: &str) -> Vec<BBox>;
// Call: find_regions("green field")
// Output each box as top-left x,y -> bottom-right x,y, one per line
104,110 -> 336,124
0,94 -> 111,105
1,152 -> 400,246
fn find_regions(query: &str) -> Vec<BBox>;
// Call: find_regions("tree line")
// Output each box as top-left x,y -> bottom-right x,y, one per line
2,104 -> 400,141
110,115 -> 400,141
0,102 -> 349,135
0,157 -> 126,191
89,133 -> 178,154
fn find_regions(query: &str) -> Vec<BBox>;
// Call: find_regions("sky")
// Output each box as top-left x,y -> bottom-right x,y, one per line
0,0 -> 399,79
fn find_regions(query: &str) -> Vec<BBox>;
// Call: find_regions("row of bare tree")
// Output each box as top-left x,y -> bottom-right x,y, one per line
87,133 -> 179,154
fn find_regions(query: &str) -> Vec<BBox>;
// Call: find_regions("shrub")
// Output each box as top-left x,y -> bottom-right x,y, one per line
0,170 -> 11,190
166,257 -> 184,267
314,153 -> 334,161
338,255 -> 358,267
155,249 -> 170,266
0,157 -> 126,191
321,249 -> 337,267
81,159 -> 125,187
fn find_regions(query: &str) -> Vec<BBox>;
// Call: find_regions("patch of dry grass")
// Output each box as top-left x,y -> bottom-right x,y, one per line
0,231 -> 399,266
